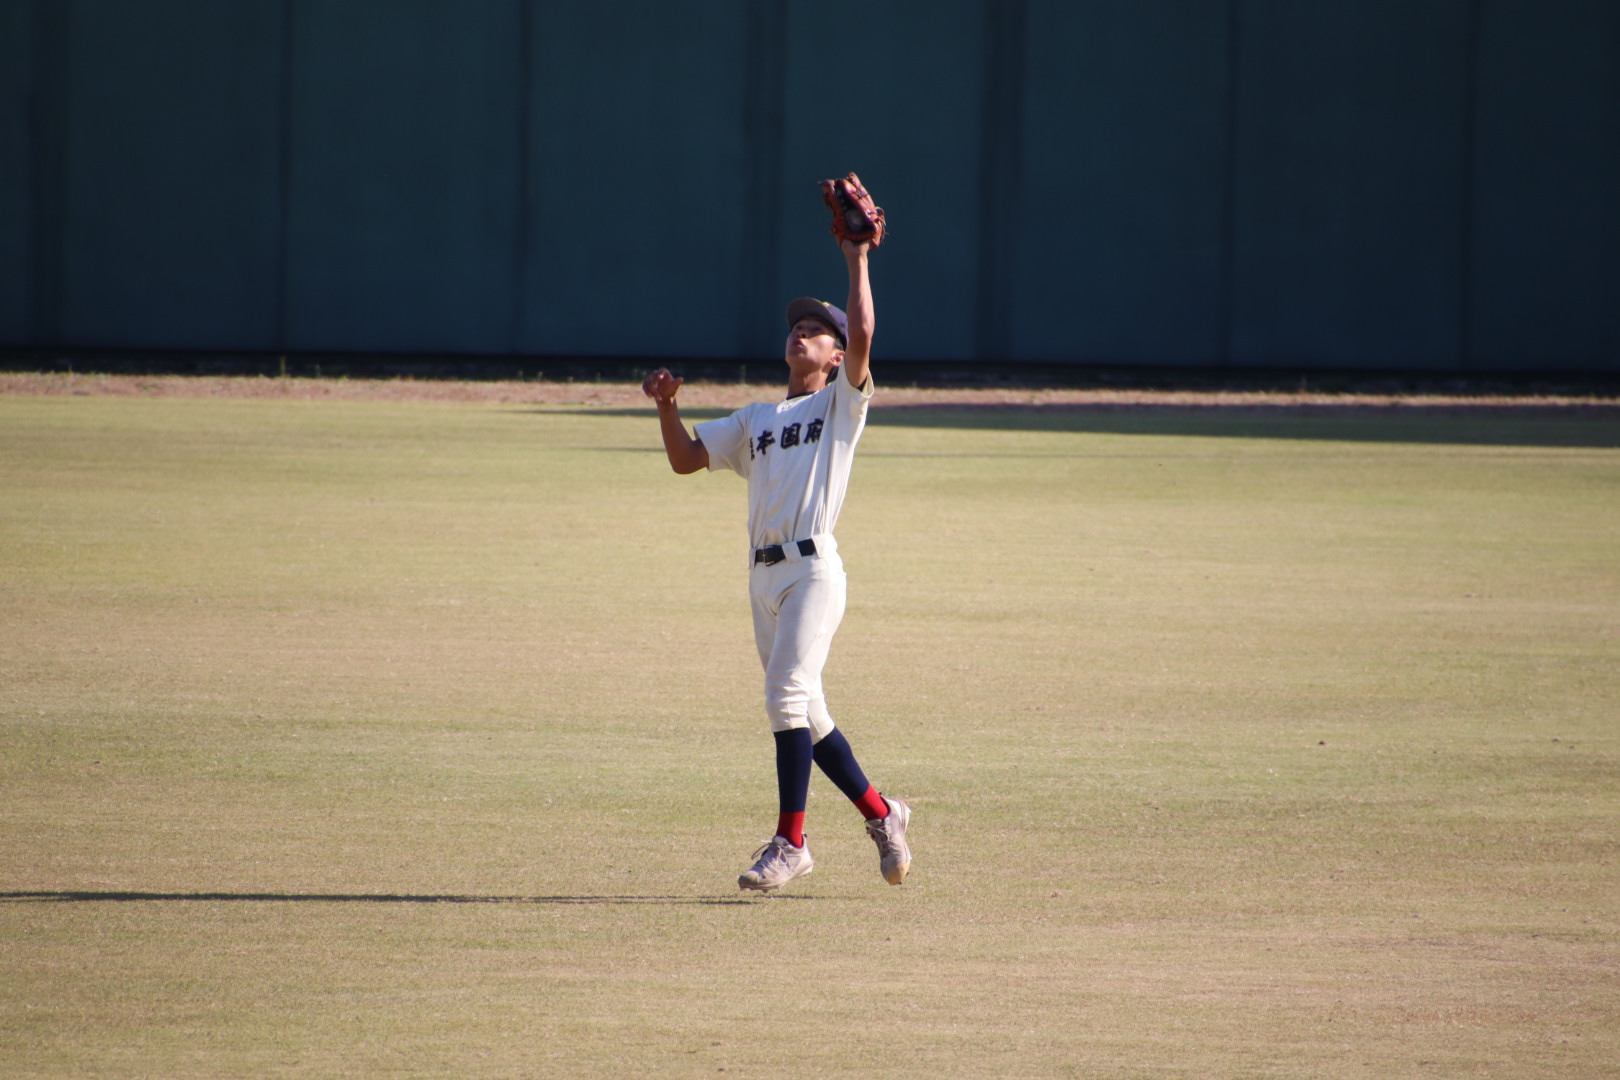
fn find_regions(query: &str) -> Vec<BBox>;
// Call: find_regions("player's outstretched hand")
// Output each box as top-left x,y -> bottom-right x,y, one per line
642,367 -> 684,405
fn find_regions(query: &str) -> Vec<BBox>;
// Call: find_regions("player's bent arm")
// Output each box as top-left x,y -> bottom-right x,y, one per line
642,367 -> 709,474
841,240 -> 875,390
657,401 -> 709,474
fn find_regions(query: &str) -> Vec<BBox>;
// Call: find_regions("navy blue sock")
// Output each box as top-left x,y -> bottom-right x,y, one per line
810,728 -> 872,804
773,728 -> 813,845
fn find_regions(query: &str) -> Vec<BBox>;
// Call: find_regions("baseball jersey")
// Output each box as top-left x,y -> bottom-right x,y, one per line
694,372 -> 874,555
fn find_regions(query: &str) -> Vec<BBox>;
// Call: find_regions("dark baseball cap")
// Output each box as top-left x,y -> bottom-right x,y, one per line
786,297 -> 848,347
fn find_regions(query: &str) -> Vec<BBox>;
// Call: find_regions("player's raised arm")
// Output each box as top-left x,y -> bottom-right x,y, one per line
840,239 -> 874,391
642,367 -> 709,474
819,172 -> 883,391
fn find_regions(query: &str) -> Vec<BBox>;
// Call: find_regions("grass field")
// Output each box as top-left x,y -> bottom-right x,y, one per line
2,383 -> 1617,1078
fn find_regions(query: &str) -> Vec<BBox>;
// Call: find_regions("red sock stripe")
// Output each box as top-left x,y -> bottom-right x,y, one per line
853,785 -> 888,821
776,811 -> 806,848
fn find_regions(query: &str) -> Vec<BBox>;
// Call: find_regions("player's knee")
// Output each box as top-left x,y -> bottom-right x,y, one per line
767,712 -> 811,734
765,685 -> 811,732
807,712 -> 836,744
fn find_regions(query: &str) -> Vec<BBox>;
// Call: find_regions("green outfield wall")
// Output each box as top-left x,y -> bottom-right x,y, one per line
2,0 -> 1616,372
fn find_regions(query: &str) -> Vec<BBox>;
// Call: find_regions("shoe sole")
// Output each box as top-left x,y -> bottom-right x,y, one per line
738,865 -> 812,893
881,800 -> 912,885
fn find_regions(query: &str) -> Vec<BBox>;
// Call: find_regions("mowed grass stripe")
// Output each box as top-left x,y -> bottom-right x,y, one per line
2,392 -> 1616,1079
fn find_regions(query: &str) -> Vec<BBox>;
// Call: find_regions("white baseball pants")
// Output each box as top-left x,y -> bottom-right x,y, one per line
749,546 -> 845,741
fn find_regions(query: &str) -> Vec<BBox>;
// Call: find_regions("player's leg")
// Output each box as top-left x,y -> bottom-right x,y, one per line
811,725 -> 912,885
738,564 -> 823,891
756,558 -> 844,845
738,728 -> 814,891
764,558 -> 912,886
771,728 -> 813,847
750,571 -> 812,846
759,557 -> 846,739
765,560 -> 892,822
811,727 -> 889,820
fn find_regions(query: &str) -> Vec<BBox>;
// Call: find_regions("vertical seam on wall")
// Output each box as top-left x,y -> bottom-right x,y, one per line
1458,0 -> 1482,372
742,0 -> 786,359
29,0 -> 69,346
275,0 -> 294,351
512,0 -> 532,355
976,0 -> 1025,364
20,0 -> 38,341
1218,0 -> 1241,368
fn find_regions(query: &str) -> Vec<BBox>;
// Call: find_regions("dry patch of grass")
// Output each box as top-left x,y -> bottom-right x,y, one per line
4,369 -> 1618,413
2,389 -> 1616,1078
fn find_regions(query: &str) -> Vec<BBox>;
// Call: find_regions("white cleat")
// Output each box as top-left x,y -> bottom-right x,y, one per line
865,797 -> 912,885
738,835 -> 814,892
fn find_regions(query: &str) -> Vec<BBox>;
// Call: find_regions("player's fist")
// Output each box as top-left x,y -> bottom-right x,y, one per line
642,367 -> 684,405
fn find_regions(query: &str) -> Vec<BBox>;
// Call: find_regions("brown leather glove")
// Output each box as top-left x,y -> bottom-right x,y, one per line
820,172 -> 886,249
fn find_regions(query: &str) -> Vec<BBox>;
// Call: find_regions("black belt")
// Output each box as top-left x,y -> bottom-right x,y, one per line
754,538 -> 818,566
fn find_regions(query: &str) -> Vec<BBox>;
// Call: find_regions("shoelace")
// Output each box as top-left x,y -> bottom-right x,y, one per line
749,839 -> 789,873
865,819 -> 895,856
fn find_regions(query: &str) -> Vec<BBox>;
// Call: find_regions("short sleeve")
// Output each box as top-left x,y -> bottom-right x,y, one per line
694,409 -> 752,475
832,368 -> 874,418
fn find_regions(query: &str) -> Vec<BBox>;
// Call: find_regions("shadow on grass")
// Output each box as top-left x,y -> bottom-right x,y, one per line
0,891 -> 785,907
538,403 -> 1620,449
870,403 -> 1620,449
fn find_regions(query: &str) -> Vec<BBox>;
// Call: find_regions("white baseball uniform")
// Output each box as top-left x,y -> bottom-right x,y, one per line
694,370 -> 874,739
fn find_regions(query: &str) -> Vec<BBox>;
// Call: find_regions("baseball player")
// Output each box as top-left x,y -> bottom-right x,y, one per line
641,180 -> 910,893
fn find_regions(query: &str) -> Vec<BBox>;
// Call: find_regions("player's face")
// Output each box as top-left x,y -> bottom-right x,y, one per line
785,317 -> 844,372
